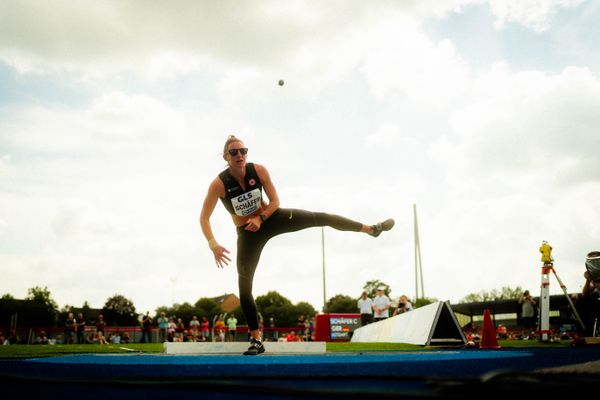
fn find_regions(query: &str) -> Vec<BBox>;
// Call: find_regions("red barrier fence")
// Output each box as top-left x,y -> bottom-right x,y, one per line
0,325 -> 331,344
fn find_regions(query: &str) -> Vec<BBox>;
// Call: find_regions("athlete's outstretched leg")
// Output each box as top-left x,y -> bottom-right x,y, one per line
262,208 -> 394,237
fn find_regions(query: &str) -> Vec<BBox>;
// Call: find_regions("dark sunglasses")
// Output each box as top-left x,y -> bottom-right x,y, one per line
227,148 -> 248,156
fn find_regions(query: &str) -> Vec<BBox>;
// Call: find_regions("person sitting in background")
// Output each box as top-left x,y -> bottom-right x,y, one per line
496,324 -> 508,340
5,329 -> 19,344
110,331 -> 122,344
35,330 -> 49,345
121,331 -> 131,344
94,331 -> 108,345
286,331 -> 298,342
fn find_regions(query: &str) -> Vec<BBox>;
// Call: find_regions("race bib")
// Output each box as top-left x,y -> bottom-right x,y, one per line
231,188 -> 262,217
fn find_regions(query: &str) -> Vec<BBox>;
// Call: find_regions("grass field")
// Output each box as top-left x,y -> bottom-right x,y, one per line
0,339 -> 571,359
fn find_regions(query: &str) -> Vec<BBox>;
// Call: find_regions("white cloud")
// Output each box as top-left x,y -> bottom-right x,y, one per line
444,64 -> 600,185
489,0 -> 584,32
0,0 -> 598,314
362,18 -> 470,105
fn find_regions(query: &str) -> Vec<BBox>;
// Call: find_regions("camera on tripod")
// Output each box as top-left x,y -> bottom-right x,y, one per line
539,240 -> 553,264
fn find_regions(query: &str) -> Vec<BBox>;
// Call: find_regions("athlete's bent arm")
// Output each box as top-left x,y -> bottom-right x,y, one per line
243,163 -> 280,232
200,178 -> 231,268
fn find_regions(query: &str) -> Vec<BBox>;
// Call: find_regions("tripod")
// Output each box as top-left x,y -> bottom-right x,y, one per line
539,262 -> 585,341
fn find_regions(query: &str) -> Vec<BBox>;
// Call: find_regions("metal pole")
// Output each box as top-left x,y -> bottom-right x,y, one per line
414,205 -> 419,300
322,227 -> 327,313
413,205 -> 424,299
551,267 -> 585,332
539,263 -> 551,341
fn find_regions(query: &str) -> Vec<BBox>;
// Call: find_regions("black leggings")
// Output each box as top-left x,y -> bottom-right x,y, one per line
236,208 -> 363,331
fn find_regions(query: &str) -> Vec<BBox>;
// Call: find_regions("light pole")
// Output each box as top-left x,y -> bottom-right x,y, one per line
322,227 -> 327,313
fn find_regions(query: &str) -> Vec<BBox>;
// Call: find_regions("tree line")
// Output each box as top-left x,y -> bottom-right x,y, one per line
2,280 -> 520,329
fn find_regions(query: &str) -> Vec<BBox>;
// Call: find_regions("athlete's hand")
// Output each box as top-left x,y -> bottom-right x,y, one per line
212,245 -> 231,268
244,215 -> 262,232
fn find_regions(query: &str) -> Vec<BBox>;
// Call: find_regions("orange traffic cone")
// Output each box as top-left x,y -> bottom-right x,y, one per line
480,308 -> 501,349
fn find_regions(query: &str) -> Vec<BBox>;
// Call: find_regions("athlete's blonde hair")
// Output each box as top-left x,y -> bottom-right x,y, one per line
223,135 -> 243,155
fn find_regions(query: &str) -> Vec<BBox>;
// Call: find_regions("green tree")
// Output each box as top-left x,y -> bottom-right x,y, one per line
26,286 -> 58,326
363,280 -> 392,298
171,302 -> 196,325
294,301 -> 317,320
459,286 -> 523,303
413,297 -> 437,309
1,293 -> 15,300
27,286 -> 59,314
325,294 -> 357,313
102,294 -> 137,326
232,305 -> 246,325
193,297 -> 222,319
254,291 -> 317,327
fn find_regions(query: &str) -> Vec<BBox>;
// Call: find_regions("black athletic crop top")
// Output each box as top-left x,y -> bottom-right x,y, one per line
218,163 -> 264,217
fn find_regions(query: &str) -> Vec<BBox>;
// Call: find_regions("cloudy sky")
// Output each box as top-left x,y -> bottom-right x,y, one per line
1,0 -> 599,315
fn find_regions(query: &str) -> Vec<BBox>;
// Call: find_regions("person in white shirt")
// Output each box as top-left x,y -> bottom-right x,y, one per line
357,291 -> 374,326
372,287 -> 391,321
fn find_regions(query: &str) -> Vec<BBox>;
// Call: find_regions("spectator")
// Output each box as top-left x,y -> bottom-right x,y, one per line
297,314 -> 306,335
286,330 -> 297,342
35,330 -> 49,345
372,287 -> 391,321
7,329 -> 19,345
121,331 -> 131,344
64,312 -> 76,344
176,318 -> 185,336
94,331 -> 108,345
95,314 -> 106,336
85,332 -> 95,344
167,318 -> 177,342
0,331 -> 5,345
259,317 -> 265,339
496,324 -> 508,340
140,312 -> 152,343
201,316 -> 210,342
357,291 -> 373,326
394,295 -> 413,315
214,315 -> 226,342
227,314 -> 238,342
76,313 -> 86,344
189,315 -> 201,341
157,312 -> 169,343
110,330 -> 122,344
576,252 -> 600,337
518,290 -> 537,337
308,316 -> 315,341
268,317 -> 278,342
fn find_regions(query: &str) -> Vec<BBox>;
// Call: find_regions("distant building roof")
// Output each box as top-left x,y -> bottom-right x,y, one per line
210,293 -> 240,313
451,293 -> 577,316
